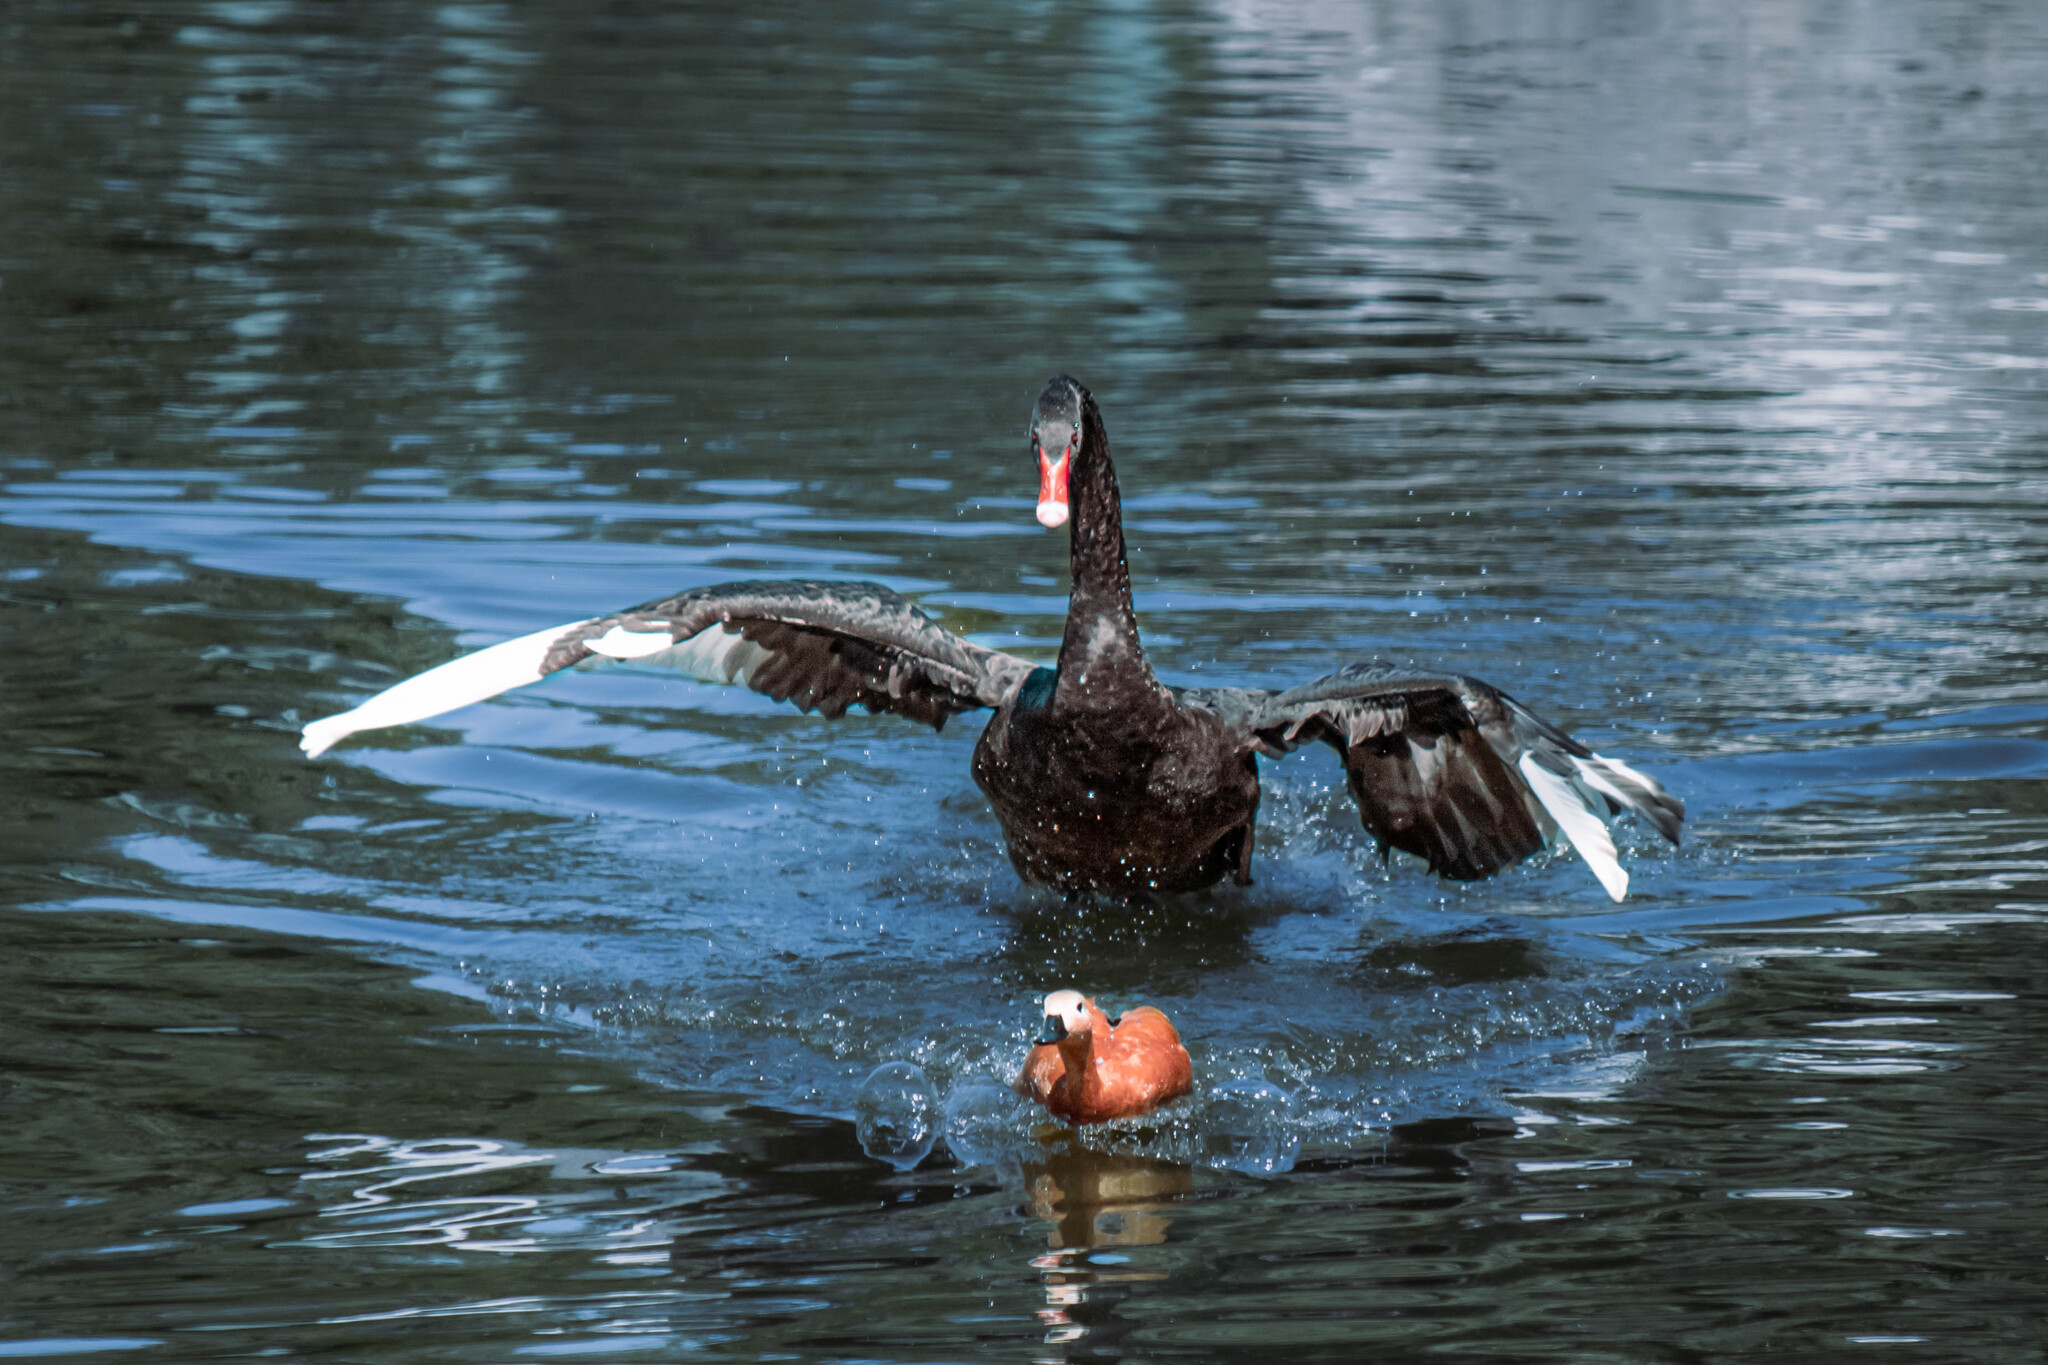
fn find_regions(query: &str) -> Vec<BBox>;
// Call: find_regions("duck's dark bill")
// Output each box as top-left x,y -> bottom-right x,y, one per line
1036,450 -> 1070,528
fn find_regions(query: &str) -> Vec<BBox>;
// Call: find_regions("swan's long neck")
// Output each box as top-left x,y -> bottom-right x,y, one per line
1057,396 -> 1156,708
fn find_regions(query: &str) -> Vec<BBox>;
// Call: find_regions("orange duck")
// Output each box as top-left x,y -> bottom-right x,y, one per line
1015,990 -> 1194,1125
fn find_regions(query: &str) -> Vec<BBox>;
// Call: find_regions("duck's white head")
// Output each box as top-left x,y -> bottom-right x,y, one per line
1040,989 -> 1092,1040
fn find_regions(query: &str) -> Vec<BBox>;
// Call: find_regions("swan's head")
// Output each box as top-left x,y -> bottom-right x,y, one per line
1030,375 -> 1085,529
1039,988 -> 1094,1042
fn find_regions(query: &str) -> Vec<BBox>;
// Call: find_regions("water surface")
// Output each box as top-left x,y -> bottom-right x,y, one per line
3,0 -> 2047,1358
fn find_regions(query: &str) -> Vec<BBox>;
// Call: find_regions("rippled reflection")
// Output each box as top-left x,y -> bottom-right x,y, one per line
1025,1144 -> 1195,1253
1021,1145 -> 1191,1362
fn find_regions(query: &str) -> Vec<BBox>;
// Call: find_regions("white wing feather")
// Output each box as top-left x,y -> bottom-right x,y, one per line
300,621 -> 783,757
585,625 -> 679,660
1518,752 -> 1629,903
611,624 -> 770,686
300,617 -> 594,758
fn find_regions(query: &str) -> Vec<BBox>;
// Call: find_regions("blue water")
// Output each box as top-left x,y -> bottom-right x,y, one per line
2,0 -> 2046,1357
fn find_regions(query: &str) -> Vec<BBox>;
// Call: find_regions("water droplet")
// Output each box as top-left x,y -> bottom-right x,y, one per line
856,1061 -> 939,1171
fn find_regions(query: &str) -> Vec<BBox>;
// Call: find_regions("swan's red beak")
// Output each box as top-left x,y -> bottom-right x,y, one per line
1036,450 -> 1071,529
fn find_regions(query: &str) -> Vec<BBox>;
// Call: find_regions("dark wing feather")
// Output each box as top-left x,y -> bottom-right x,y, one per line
543,580 -> 1035,729
300,578 -> 1034,756
1243,663 -> 1547,881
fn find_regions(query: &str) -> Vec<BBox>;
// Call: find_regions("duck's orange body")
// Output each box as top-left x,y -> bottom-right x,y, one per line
1015,992 -> 1194,1125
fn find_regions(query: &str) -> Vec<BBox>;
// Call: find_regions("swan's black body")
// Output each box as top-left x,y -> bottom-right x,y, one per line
973,664 -> 1262,893
302,375 -> 1682,899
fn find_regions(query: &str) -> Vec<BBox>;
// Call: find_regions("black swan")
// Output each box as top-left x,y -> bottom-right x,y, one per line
302,375 -> 1682,900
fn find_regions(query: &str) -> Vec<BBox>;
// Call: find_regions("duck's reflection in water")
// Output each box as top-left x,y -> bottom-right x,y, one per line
1022,1142 -> 1194,1362
1026,1142 -> 1194,1250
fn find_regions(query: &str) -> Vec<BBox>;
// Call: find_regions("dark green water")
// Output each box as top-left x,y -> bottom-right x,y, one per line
4,0 -> 2047,1358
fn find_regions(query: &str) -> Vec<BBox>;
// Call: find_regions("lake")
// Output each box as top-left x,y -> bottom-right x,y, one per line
3,0 -> 2046,1358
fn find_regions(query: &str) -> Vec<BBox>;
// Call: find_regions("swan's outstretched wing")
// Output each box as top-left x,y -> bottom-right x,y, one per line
301,579 -> 1037,757
1205,663 -> 1682,901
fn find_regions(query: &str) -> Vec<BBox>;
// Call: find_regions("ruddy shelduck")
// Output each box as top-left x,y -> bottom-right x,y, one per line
1015,990 -> 1194,1125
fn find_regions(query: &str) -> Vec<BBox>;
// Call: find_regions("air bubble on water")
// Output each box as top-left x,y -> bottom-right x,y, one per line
855,1061 -> 939,1171
1203,1077 -> 1301,1175
941,1080 -> 1022,1168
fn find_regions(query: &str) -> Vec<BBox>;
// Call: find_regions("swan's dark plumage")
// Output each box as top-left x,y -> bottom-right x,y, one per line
301,374 -> 1682,900
535,579 -> 1034,729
